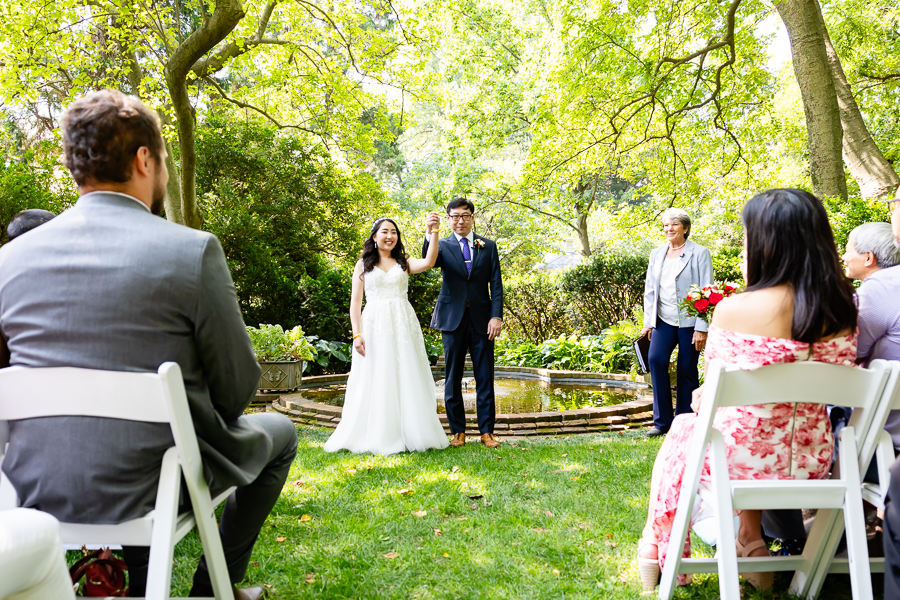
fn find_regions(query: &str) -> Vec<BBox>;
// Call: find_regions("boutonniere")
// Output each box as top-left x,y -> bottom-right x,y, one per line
474,239 -> 485,249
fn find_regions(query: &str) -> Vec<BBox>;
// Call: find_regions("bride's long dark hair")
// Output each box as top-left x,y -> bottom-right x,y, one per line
360,217 -> 409,279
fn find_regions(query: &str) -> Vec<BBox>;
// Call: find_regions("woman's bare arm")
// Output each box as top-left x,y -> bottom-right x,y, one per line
350,260 -> 366,356
408,230 -> 440,274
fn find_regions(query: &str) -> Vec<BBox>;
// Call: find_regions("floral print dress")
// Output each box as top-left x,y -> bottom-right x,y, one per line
649,325 -> 857,578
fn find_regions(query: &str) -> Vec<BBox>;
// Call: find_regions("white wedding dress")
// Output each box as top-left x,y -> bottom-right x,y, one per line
323,264 -> 450,455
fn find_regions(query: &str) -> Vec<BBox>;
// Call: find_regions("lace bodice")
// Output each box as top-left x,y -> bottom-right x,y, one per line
364,264 -> 408,302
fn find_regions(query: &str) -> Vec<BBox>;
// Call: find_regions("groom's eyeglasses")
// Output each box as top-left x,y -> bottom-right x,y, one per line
448,214 -> 473,222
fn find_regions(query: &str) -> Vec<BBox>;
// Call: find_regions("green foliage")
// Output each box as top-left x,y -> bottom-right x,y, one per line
0,144 -> 77,246
196,119 -> 387,340
712,246 -> 744,284
502,274 -> 569,344
246,324 -> 315,362
821,195 -> 891,251
560,252 -> 649,335
305,337 -> 352,375
598,310 -> 645,376
496,335 -> 607,373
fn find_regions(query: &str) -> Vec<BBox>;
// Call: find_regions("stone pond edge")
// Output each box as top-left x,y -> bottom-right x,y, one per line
265,367 -> 655,437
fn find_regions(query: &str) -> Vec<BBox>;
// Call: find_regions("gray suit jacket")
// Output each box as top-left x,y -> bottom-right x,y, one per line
642,240 -> 713,332
0,192 -> 268,524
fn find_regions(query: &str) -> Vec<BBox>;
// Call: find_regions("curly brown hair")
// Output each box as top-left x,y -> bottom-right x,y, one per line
60,90 -> 164,187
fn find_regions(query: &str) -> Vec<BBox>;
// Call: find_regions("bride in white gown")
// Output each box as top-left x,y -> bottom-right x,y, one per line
324,216 -> 449,455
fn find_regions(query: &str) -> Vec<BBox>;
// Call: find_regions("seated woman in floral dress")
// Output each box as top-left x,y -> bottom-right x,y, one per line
636,188 -> 858,592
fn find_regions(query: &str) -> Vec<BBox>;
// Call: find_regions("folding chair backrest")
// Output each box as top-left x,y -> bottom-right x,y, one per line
712,360 -> 890,411
0,363 -> 205,505
0,366 -> 170,422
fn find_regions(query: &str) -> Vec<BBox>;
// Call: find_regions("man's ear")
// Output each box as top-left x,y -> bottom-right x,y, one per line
865,252 -> 877,268
133,147 -> 153,178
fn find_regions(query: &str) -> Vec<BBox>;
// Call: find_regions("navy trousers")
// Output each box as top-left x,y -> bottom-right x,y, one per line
648,318 -> 700,430
443,308 -> 495,434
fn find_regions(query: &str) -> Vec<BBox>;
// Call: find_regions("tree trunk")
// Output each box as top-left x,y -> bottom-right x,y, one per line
164,0 -> 245,229
776,0 -> 847,200
817,10 -> 900,198
575,213 -> 591,257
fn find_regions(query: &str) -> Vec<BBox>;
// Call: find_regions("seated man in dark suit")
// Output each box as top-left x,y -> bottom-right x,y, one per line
0,90 -> 297,599
5,209 -> 56,242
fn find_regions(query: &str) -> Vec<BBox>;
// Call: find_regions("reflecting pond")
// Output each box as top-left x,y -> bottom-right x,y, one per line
299,376 -> 640,414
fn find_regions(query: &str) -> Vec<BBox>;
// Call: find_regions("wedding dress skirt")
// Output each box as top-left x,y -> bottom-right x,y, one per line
324,264 -> 449,455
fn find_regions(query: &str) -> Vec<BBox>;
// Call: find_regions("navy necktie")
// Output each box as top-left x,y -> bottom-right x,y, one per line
461,237 -> 472,276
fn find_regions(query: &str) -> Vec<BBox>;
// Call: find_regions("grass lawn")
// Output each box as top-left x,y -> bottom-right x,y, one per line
165,425 -> 868,599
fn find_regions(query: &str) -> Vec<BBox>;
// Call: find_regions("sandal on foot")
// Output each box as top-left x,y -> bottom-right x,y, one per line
637,539 -> 660,592
736,538 -> 773,591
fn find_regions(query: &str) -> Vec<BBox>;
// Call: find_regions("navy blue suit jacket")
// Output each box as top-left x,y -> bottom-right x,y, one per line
422,234 -> 503,334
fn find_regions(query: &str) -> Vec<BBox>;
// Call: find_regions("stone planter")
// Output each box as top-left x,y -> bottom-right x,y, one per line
258,360 -> 303,393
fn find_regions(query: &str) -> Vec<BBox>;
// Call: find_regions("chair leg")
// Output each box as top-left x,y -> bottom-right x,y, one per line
190,491 -> 232,599
839,428 -> 873,600
145,449 -> 181,600
709,431 -> 740,598
794,509 -> 843,600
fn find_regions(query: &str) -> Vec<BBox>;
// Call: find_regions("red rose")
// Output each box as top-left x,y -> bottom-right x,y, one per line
685,295 -> 693,302
693,298 -> 710,312
708,292 -> 724,305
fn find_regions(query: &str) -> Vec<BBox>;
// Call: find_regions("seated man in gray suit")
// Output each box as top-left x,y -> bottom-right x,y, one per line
0,90 -> 297,599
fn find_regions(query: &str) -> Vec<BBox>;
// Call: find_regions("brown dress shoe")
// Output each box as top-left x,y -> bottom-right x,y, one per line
481,433 -> 501,448
449,432 -> 466,447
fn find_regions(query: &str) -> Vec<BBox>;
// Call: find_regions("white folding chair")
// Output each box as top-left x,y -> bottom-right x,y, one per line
658,358 -> 891,600
0,363 -> 235,600
795,360 -> 900,597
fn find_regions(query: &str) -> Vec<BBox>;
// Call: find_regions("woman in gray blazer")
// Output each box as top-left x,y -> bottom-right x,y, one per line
639,208 -> 713,437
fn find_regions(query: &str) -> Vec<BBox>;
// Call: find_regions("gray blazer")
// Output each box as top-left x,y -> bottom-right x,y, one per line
0,192 -> 268,524
642,240 -> 713,332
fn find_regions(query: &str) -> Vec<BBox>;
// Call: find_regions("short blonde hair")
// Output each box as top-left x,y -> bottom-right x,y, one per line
661,208 -> 692,239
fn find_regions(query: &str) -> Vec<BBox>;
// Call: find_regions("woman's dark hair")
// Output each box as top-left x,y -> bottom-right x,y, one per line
742,188 -> 857,343
446,197 -> 475,214
360,218 -> 408,278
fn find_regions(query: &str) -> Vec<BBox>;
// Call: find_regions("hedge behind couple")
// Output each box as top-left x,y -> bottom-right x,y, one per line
323,198 -> 505,455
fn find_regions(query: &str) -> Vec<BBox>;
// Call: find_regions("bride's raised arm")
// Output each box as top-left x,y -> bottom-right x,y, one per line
407,218 -> 440,274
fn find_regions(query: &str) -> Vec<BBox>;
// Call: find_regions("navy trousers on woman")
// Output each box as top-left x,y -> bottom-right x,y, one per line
648,318 -> 700,431
443,308 -> 495,434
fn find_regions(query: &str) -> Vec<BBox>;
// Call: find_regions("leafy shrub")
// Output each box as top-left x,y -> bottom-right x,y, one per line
496,335 -> 606,372
712,246 -> 743,283
598,309 -> 645,375
502,274 -> 569,344
246,324 -> 316,362
559,251 -> 649,335
822,195 -> 890,251
304,336 -> 352,375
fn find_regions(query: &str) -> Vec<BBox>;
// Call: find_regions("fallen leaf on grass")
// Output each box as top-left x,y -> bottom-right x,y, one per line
618,574 -> 628,584
586,540 -> 594,546
544,510 -> 555,518
275,536 -> 286,543
550,469 -> 569,474
532,528 -> 546,534
520,473 -> 528,478
398,488 -> 414,495
468,494 -> 483,500
642,456 -> 647,460
382,552 -> 400,559
299,514 -> 312,522
495,455 -> 503,460
366,464 -> 374,470
448,474 -> 460,481
414,510 -> 427,517
263,584 -> 273,589
434,528 -> 443,535
291,481 -> 304,487
511,542 -> 522,546
457,516 -> 468,521
305,574 -> 316,583
561,453 -> 568,457
346,468 -> 357,474
552,569 -> 561,576
250,561 -> 259,567
605,541 -> 618,548
406,478 -> 414,483
443,553 -> 450,557
571,477 -> 580,481
483,500 -> 493,507
617,431 -> 624,435
605,533 -> 614,539
451,466 -> 460,472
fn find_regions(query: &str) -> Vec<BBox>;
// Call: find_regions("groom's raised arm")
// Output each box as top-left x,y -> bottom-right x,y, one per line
489,242 -> 503,320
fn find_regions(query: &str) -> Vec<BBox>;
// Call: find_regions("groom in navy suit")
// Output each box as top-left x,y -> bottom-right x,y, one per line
423,198 -> 504,448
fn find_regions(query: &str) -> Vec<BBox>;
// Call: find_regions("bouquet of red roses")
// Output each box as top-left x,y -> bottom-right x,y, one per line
681,282 -> 741,323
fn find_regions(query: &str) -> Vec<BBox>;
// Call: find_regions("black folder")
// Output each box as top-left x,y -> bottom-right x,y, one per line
633,333 -> 651,374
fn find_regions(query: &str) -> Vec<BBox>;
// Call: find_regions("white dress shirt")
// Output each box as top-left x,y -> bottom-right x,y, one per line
657,256 -> 681,326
